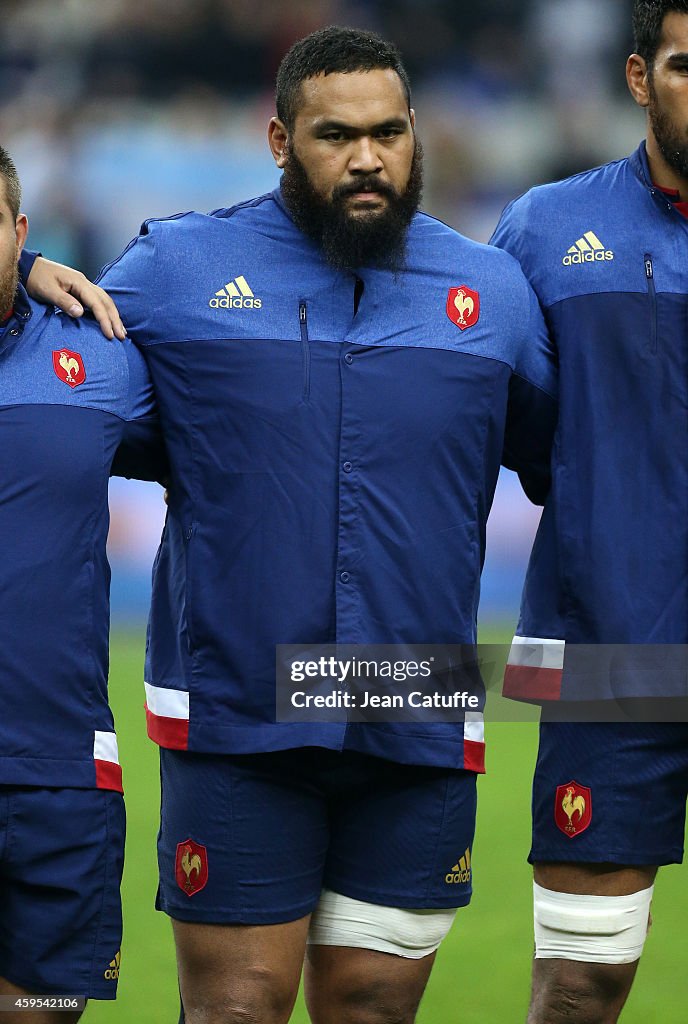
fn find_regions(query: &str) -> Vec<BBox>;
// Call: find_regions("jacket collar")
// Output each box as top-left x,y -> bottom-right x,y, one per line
272,183 -> 290,218
2,282 -> 32,329
629,139 -> 652,187
629,139 -> 684,214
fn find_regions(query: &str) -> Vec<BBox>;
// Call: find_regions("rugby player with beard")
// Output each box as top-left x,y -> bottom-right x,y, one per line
24,27 -> 556,1023
491,2 -> 688,1021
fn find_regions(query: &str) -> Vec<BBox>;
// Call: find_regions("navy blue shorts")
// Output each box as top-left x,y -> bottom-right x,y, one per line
158,748 -> 477,924
531,721 -> 688,866
0,786 -> 125,999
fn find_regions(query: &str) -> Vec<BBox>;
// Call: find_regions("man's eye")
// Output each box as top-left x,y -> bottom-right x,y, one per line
322,132 -> 345,142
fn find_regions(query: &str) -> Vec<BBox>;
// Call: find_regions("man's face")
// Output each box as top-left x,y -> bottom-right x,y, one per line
287,68 -> 415,210
0,181 -> 26,321
646,12 -> 688,182
271,69 -> 422,272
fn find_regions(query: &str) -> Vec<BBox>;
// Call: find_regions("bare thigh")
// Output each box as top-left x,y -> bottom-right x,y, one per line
304,944 -> 437,1024
174,915 -> 311,1024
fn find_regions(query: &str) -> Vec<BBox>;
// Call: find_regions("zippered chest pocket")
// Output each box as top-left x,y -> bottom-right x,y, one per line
644,254 -> 657,354
299,300 -> 310,400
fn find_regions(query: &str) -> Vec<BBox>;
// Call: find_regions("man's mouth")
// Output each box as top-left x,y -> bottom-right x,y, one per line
348,190 -> 384,202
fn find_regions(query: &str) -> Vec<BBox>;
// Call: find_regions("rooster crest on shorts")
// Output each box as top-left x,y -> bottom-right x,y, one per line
446,286 -> 480,331
175,838 -> 208,896
554,781 -> 592,838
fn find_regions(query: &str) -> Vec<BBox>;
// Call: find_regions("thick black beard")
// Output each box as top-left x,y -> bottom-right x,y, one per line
648,76 -> 688,182
280,141 -> 423,274
0,250 -> 18,323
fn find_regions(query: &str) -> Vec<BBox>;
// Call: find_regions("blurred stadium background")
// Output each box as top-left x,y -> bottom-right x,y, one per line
4,1 -> 684,1021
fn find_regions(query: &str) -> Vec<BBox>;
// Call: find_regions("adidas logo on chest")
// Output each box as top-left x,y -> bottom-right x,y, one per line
562,231 -> 614,266
209,275 -> 262,309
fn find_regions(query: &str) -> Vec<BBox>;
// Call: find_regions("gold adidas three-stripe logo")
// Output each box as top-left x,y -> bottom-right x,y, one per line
445,848 -> 472,884
104,950 -> 121,980
218,275 -> 254,298
569,230 -> 605,254
209,275 -> 263,309
563,231 -> 614,266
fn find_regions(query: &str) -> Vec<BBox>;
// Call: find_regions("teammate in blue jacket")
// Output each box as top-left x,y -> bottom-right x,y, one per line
0,147 -> 166,1022
491,2 -> 688,1021
24,28 -> 557,1024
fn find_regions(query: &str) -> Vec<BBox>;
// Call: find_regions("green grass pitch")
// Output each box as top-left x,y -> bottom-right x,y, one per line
88,632 -> 686,1023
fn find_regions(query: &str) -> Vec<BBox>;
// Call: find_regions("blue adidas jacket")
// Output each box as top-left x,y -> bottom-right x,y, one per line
94,187 -> 556,769
493,142 -> 688,701
0,283 -> 165,790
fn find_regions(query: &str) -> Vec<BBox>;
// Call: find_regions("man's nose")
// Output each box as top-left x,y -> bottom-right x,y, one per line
348,136 -> 383,174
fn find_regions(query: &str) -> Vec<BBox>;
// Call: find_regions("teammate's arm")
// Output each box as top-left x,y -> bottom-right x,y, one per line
111,341 -> 168,483
502,275 -> 558,505
502,373 -> 557,505
20,250 -> 126,341
491,196 -> 558,504
20,216 -> 162,343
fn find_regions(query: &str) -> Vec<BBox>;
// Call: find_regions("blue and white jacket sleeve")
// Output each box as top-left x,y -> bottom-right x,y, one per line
492,198 -> 558,505
110,340 -> 168,483
94,221 -> 161,340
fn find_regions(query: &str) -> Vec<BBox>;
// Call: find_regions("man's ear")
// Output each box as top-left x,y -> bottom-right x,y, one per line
15,213 -> 28,253
268,118 -> 290,168
627,53 -> 651,108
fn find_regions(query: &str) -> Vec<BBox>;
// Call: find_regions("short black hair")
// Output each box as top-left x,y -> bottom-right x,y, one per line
276,26 -> 411,131
0,145 -> 21,220
633,0 -> 688,68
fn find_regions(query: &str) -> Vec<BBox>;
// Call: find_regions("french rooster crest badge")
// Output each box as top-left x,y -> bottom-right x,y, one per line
175,838 -> 209,896
446,286 -> 480,331
52,349 -> 86,388
554,781 -> 592,839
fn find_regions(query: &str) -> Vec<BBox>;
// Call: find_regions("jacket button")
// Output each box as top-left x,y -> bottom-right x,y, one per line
343,462 -> 353,473
344,353 -> 353,364
8,328 -> 19,336
340,572 -> 351,583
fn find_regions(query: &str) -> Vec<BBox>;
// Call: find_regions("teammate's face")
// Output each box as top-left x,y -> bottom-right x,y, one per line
0,180 -> 27,322
628,12 -> 688,190
274,69 -> 416,213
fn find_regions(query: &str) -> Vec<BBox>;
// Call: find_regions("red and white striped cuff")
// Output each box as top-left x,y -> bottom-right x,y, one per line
94,730 -> 123,792
144,682 -> 190,749
503,636 -> 565,700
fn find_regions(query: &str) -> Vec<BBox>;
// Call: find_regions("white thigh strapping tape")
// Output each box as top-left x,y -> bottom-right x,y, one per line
307,888 -> 458,959
533,881 -> 654,964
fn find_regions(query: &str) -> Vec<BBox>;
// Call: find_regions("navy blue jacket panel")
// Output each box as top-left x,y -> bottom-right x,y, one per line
493,143 -> 688,700
97,189 -> 557,767
0,284 -> 165,788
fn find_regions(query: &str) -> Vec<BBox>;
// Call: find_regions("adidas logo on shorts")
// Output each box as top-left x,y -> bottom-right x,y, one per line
445,848 -> 471,884
104,950 -> 121,980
